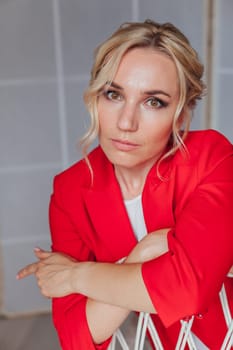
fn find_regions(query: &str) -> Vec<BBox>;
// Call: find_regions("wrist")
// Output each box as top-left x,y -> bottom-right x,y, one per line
70,261 -> 94,294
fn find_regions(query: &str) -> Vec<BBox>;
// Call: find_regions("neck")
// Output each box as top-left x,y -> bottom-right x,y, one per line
114,163 -> 153,200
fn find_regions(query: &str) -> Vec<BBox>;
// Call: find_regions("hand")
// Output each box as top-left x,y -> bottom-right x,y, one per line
126,228 -> 170,264
17,248 -> 78,298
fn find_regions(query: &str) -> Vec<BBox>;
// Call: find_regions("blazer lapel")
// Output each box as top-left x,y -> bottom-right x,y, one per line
142,159 -> 176,233
81,184 -> 137,263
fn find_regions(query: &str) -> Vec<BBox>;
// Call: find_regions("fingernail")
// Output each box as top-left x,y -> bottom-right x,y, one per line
34,247 -> 41,252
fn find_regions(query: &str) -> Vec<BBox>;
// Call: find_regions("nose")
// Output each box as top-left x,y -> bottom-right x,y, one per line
117,102 -> 139,132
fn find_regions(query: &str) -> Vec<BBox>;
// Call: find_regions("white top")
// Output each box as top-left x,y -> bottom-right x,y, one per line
124,194 -> 147,242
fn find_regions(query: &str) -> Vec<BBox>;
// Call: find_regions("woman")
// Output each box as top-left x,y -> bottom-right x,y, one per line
17,20 -> 233,349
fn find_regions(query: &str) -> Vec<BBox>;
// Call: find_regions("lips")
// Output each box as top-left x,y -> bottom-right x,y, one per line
111,138 -> 139,151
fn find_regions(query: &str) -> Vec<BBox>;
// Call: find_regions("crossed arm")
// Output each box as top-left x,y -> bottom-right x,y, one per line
17,228 -> 169,344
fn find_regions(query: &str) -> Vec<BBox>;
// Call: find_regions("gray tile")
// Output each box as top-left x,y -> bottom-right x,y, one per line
59,0 -> 132,76
218,0 -> 233,68
2,240 -> 52,315
191,99 -> 206,130
138,0 -> 205,61
64,79 -> 97,165
0,84 -> 61,167
215,74 -> 233,143
0,0 -> 56,80
0,167 -> 60,240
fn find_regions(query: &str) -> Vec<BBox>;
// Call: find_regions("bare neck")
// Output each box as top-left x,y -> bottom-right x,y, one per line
114,164 -> 152,200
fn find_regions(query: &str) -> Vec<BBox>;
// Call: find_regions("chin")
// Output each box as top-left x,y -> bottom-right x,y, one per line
108,154 -> 145,170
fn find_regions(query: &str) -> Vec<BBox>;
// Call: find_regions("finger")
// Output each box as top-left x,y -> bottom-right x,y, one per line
16,262 -> 39,280
34,247 -> 52,259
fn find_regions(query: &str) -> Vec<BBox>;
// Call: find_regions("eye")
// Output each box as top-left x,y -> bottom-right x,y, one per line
145,97 -> 168,109
104,90 -> 122,101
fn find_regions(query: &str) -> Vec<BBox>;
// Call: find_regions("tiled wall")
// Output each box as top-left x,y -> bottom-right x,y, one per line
212,0 -> 233,141
0,0 -> 229,315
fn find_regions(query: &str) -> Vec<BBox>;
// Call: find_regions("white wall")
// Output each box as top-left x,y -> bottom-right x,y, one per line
0,0 -> 230,316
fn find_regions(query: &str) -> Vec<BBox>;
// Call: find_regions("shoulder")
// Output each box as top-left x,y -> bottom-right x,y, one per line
171,129 -> 233,184
53,146 -> 109,193
166,130 -> 233,202
185,129 -> 232,149
176,129 -> 232,165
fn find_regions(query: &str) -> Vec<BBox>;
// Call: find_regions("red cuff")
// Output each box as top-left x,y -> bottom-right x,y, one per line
53,296 -> 112,350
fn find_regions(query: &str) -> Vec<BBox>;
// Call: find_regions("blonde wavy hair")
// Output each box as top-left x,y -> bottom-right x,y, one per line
81,19 -> 205,173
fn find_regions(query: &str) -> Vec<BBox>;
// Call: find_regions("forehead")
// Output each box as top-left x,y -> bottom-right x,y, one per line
113,48 -> 179,95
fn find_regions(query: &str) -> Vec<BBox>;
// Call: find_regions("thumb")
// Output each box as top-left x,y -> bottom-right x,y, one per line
34,247 -> 52,259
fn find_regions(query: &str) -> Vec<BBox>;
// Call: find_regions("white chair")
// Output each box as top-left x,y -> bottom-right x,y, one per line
108,329 -> 130,350
133,313 -> 197,350
134,312 -> 163,350
220,272 -> 233,350
108,312 -> 197,350
108,271 -> 233,350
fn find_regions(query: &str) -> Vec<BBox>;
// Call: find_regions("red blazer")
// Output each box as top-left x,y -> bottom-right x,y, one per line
49,130 -> 233,350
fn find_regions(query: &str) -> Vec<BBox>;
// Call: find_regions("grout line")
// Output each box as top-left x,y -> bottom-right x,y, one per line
0,77 -> 56,87
0,162 -> 61,174
52,0 -> 69,170
218,68 -> 233,75
200,0 -> 208,130
204,0 -> 215,129
0,75 -> 89,88
65,75 -> 90,83
132,0 -> 139,21
0,309 -> 53,319
2,236 -> 50,246
211,0 -> 220,130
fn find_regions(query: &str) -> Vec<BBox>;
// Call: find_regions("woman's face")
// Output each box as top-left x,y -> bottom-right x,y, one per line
97,47 -> 180,172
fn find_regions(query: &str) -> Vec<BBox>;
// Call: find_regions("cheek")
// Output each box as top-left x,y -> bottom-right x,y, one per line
144,116 -> 173,139
98,106 -> 119,135
98,114 -> 110,133
97,101 -> 112,127
97,104 -> 107,132
143,122 -> 173,152
98,115 -> 113,140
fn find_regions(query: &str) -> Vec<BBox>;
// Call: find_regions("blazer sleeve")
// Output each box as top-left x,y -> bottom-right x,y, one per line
141,137 -> 233,327
49,175 -> 111,350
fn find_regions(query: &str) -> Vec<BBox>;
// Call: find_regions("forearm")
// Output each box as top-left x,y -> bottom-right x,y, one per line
86,299 -> 130,344
72,262 -> 155,313
17,229 -> 166,345
85,229 -> 168,344
81,227 -> 168,340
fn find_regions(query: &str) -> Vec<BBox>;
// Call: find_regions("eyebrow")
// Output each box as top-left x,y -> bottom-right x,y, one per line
106,81 -> 171,98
